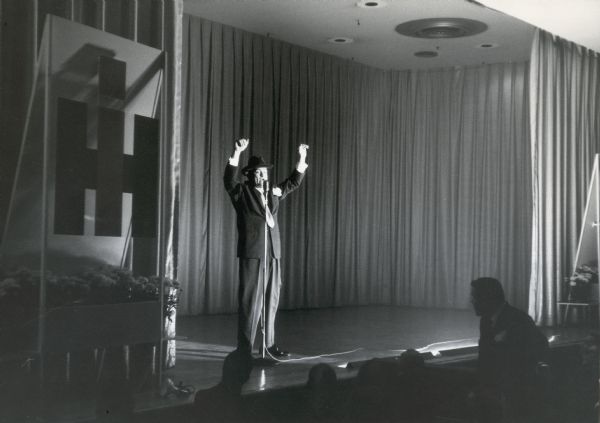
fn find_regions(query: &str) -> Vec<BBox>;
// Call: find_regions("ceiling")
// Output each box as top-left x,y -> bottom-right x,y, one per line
478,0 -> 600,54
183,0 -> 535,71
183,0 -> 599,71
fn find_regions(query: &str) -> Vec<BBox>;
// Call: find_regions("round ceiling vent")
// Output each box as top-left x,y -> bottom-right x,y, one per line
476,42 -> 499,49
357,0 -> 387,8
395,18 -> 488,39
328,37 -> 354,44
414,51 -> 438,58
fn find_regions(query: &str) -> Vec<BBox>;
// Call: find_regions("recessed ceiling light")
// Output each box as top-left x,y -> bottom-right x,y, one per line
328,37 -> 354,44
357,0 -> 387,8
414,51 -> 438,58
476,42 -> 499,49
396,18 -> 488,39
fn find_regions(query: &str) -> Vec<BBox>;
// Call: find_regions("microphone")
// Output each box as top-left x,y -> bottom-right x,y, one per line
263,180 -> 269,196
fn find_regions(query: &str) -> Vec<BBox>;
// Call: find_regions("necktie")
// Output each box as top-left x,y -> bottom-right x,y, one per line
262,192 -> 275,228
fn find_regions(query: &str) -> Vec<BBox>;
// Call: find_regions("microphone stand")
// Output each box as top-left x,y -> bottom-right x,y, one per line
262,180 -> 268,360
255,180 -> 277,367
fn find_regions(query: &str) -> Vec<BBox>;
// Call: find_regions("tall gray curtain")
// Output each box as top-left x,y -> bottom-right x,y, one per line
179,15 -> 532,315
528,29 -> 600,325
0,0 -> 182,277
387,65 -> 531,311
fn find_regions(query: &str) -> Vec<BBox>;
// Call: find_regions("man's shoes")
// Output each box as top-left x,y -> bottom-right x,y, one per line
267,345 -> 290,357
260,344 -> 290,358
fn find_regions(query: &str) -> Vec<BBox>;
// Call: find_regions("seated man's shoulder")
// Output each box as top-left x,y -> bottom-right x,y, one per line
499,304 -> 544,336
501,304 -> 548,345
514,303 -> 530,315
502,303 -> 535,323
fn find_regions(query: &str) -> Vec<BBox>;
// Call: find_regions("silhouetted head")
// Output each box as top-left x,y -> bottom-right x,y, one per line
357,359 -> 391,387
470,277 -> 505,317
221,348 -> 253,395
399,348 -> 425,369
307,363 -> 337,390
306,363 -> 338,417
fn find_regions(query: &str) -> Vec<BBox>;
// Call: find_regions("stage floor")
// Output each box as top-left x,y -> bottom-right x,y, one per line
154,305 -> 591,412
28,305 -> 592,422
170,306 -> 479,392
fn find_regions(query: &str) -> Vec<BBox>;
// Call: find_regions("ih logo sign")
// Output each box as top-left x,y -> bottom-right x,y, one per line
54,56 -> 159,238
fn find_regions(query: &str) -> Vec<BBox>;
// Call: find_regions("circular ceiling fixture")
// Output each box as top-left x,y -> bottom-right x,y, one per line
414,51 -> 438,58
328,37 -> 354,44
395,18 -> 488,39
357,0 -> 387,8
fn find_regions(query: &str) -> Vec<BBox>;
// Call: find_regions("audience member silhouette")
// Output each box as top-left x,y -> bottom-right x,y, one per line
306,363 -> 338,419
470,277 -> 549,422
345,349 -> 432,422
349,358 -> 391,422
193,348 -> 253,422
221,348 -> 253,395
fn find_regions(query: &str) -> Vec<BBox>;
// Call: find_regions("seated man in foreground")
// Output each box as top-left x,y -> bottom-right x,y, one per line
470,277 -> 549,422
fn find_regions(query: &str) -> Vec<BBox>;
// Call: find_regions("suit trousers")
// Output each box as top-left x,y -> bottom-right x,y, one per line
237,257 -> 282,351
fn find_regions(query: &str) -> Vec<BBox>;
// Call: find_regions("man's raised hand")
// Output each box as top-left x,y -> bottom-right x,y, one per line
235,138 -> 250,153
229,138 -> 249,166
296,144 -> 309,173
298,144 -> 309,158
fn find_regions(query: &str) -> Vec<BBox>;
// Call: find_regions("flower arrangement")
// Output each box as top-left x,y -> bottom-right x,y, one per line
0,266 -> 181,328
568,264 -> 599,285
566,264 -> 598,302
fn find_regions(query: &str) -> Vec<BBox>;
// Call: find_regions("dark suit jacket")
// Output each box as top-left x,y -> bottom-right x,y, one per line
224,164 -> 304,259
478,302 -> 548,394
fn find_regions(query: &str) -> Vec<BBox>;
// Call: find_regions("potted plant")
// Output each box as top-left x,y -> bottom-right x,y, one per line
0,266 -> 181,392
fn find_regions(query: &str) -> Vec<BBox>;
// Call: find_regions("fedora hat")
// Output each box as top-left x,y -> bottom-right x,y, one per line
242,156 -> 273,174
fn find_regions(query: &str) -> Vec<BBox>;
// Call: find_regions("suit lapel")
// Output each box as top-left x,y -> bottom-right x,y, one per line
246,182 -> 279,221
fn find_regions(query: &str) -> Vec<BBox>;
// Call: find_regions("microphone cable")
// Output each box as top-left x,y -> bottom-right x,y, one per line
262,347 -> 365,364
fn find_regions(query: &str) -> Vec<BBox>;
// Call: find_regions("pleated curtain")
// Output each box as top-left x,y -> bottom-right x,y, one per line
388,65 -> 531,311
179,15 -> 532,315
528,29 -> 600,325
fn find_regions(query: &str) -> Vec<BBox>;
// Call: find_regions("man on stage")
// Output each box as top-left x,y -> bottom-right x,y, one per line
224,138 -> 309,358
